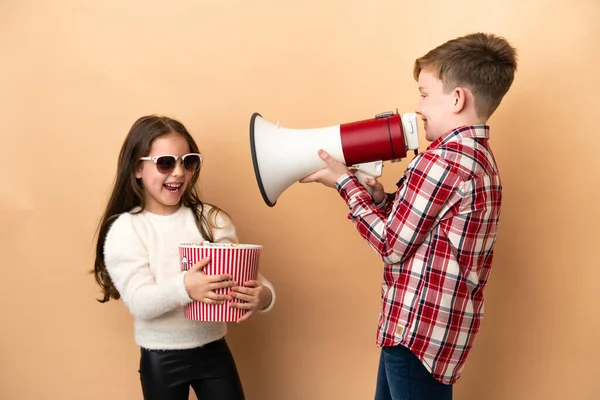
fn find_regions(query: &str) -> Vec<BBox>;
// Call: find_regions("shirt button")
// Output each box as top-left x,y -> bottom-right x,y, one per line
396,326 -> 404,335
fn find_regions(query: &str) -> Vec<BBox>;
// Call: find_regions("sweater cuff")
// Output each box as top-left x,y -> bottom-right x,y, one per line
175,271 -> 193,304
258,275 -> 276,313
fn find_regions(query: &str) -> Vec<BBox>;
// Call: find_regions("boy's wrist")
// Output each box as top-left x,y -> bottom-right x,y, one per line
374,196 -> 388,208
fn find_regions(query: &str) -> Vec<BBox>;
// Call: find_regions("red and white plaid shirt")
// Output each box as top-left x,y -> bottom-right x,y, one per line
336,125 -> 501,384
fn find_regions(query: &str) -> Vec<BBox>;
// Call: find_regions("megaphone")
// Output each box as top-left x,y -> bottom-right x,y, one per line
250,110 -> 419,207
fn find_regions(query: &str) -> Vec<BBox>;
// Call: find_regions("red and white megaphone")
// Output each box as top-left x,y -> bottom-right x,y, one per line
249,110 -> 419,207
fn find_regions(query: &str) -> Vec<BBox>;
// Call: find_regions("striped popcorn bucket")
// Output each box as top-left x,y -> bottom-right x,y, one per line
179,242 -> 262,322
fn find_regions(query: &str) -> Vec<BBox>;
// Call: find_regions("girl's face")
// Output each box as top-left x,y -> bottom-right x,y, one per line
135,132 -> 198,215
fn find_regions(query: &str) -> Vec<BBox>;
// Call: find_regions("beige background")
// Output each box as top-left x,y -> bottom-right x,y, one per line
1,0 -> 599,399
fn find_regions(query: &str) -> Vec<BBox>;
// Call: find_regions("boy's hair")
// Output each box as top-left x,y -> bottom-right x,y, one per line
92,115 -> 228,303
414,32 -> 518,120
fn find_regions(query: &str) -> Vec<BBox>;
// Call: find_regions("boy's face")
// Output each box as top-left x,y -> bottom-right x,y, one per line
416,69 -> 458,142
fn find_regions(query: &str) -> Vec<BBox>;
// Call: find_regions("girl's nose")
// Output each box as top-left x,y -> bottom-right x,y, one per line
171,160 -> 185,176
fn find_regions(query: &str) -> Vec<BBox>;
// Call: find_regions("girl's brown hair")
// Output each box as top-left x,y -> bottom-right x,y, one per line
92,115 -> 227,303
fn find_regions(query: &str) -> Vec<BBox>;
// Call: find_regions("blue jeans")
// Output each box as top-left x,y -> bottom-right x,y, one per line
374,345 -> 453,400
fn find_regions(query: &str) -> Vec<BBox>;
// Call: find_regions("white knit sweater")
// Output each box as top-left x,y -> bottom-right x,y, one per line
103,204 -> 275,350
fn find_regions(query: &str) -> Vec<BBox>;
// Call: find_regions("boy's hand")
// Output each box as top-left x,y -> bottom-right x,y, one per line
184,257 -> 237,304
230,280 -> 273,323
299,149 -> 350,188
363,177 -> 386,204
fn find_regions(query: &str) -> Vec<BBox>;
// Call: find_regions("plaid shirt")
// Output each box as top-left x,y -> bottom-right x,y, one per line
336,125 -> 501,384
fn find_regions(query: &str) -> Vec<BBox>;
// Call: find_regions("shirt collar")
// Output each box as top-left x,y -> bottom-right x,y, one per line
427,125 -> 490,151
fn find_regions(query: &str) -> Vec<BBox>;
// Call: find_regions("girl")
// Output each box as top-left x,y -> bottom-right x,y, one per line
93,115 -> 275,400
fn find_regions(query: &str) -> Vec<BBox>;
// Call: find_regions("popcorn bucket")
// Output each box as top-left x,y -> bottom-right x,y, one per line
179,242 -> 261,322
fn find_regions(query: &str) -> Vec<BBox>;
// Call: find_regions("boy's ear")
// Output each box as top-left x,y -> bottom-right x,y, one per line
452,87 -> 467,114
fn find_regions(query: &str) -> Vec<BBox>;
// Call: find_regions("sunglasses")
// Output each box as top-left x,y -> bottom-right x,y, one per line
139,153 -> 203,174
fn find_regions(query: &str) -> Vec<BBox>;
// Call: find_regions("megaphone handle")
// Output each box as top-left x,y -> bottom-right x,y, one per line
354,170 -> 375,195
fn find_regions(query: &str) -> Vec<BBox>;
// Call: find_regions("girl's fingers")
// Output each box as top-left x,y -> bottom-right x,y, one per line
229,301 -> 253,309
209,280 -> 238,290
230,291 -> 253,303
231,286 -> 255,295
207,274 -> 233,282
201,298 -> 225,305
236,310 -> 255,323
206,291 -> 231,302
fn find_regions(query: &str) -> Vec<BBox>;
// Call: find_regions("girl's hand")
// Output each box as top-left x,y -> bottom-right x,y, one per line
184,257 -> 237,304
230,280 -> 273,323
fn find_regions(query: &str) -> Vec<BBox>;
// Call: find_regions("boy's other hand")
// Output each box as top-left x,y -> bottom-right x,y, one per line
299,149 -> 350,188
363,177 -> 386,204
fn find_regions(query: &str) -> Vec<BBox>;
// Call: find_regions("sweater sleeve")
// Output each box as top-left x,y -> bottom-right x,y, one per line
210,207 -> 276,313
103,213 -> 191,320
257,272 -> 276,313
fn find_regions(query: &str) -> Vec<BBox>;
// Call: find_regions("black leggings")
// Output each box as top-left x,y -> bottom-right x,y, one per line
139,338 -> 245,400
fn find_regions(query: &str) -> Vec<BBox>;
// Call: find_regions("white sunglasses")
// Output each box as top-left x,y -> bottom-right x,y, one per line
139,153 -> 203,174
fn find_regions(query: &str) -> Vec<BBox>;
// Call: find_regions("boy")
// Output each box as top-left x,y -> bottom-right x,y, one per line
300,32 -> 517,399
